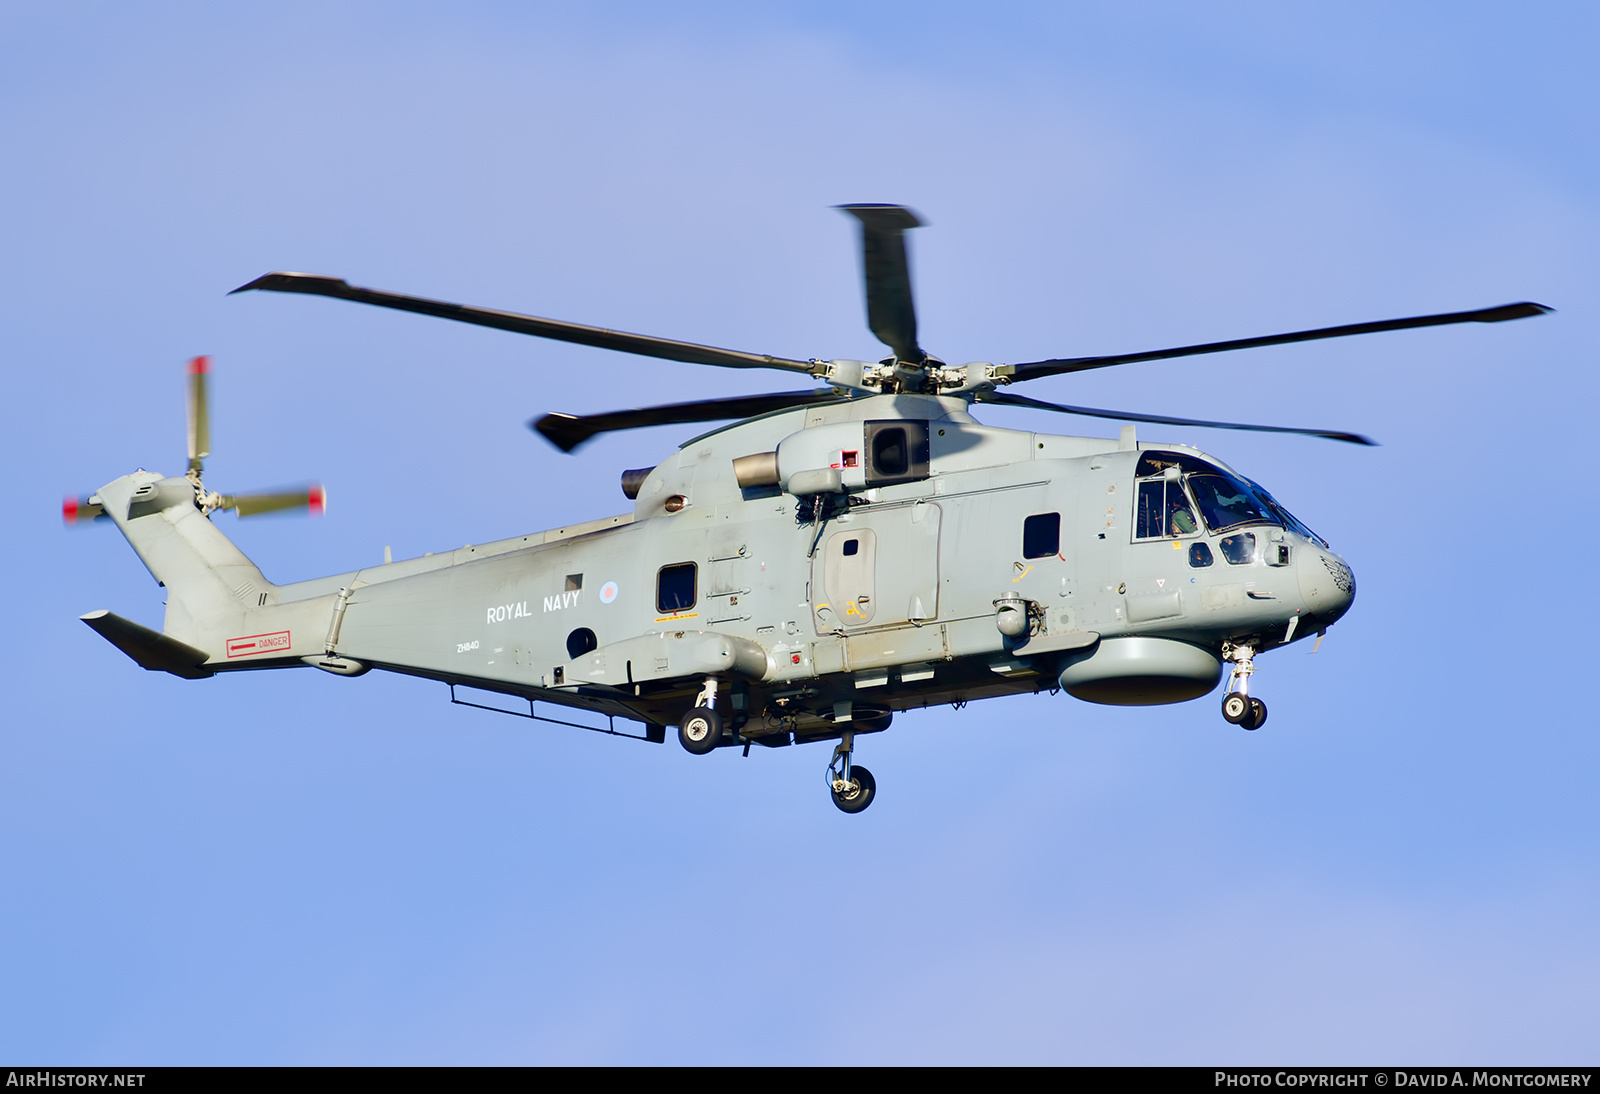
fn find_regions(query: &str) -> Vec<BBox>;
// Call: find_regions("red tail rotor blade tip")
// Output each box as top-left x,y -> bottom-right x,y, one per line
189,355 -> 210,374
309,485 -> 325,515
63,497 -> 78,521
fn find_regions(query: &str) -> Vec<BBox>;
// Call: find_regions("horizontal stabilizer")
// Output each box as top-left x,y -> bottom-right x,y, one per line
80,610 -> 214,679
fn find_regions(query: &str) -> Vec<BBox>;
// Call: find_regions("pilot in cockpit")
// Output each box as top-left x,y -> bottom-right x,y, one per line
1168,495 -> 1198,536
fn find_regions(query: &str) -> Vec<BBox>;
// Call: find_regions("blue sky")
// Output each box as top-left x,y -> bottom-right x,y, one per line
3,1 -> 1597,1064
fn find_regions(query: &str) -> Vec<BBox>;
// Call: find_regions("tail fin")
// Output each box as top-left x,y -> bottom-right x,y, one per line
93,471 -> 271,656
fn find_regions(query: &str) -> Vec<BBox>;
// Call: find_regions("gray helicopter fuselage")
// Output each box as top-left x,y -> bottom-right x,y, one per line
90,392 -> 1354,744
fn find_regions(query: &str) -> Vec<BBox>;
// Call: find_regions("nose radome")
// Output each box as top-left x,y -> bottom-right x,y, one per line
1298,548 -> 1356,624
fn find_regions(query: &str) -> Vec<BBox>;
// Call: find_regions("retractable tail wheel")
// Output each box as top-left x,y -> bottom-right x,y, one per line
831,765 -> 876,814
679,706 -> 723,754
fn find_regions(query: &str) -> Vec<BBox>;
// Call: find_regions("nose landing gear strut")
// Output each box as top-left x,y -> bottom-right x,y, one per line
1221,645 -> 1268,730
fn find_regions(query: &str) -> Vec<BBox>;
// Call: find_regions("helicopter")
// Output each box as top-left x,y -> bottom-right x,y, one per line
67,205 -> 1549,813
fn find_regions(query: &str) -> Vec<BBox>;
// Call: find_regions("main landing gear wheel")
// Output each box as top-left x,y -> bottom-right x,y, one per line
1241,697 -> 1268,731
826,730 -> 876,814
678,706 -> 723,754
831,765 -> 876,814
1221,693 -> 1251,725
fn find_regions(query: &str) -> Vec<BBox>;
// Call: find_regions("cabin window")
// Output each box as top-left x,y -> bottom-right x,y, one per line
657,562 -> 697,613
1219,533 -> 1256,565
843,538 -> 860,557
1189,542 -> 1214,568
1022,513 -> 1060,559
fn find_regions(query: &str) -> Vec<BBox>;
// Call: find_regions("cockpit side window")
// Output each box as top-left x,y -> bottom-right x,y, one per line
1135,479 -> 1199,540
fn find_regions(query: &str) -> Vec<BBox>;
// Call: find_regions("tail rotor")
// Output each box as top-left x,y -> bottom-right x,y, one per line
66,356 -> 326,526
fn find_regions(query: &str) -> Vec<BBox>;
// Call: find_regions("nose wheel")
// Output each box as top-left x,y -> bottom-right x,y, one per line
1222,693 -> 1267,730
826,730 -> 877,814
1221,645 -> 1268,730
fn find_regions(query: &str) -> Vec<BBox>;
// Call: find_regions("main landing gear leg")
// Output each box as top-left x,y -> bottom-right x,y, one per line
1220,645 -> 1268,730
678,677 -> 724,754
826,729 -> 876,814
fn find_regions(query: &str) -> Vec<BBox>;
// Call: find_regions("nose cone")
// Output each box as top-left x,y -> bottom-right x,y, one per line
1298,548 -> 1356,626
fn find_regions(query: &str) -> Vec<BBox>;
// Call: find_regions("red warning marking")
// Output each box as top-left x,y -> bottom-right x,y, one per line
189,355 -> 210,374
227,630 -> 291,658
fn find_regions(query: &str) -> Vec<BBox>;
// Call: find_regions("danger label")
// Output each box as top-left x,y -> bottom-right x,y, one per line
227,630 -> 291,658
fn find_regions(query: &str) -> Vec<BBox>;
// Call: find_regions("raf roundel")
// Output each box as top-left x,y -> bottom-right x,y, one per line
599,581 -> 619,604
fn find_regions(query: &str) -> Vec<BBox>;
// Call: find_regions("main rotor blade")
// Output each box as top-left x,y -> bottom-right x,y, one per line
1002,301 -> 1553,383
533,389 -> 848,453
231,273 -> 820,376
186,355 -> 210,473
220,485 -> 326,517
838,205 -> 924,363
975,389 -> 1376,445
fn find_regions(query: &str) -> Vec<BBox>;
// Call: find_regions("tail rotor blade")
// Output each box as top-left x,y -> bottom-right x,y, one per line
219,484 -> 325,517
63,495 -> 107,525
187,355 -> 211,474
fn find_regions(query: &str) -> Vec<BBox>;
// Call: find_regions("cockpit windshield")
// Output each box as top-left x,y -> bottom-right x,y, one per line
1135,450 -> 1327,546
1253,484 -> 1327,547
1185,470 -> 1273,533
